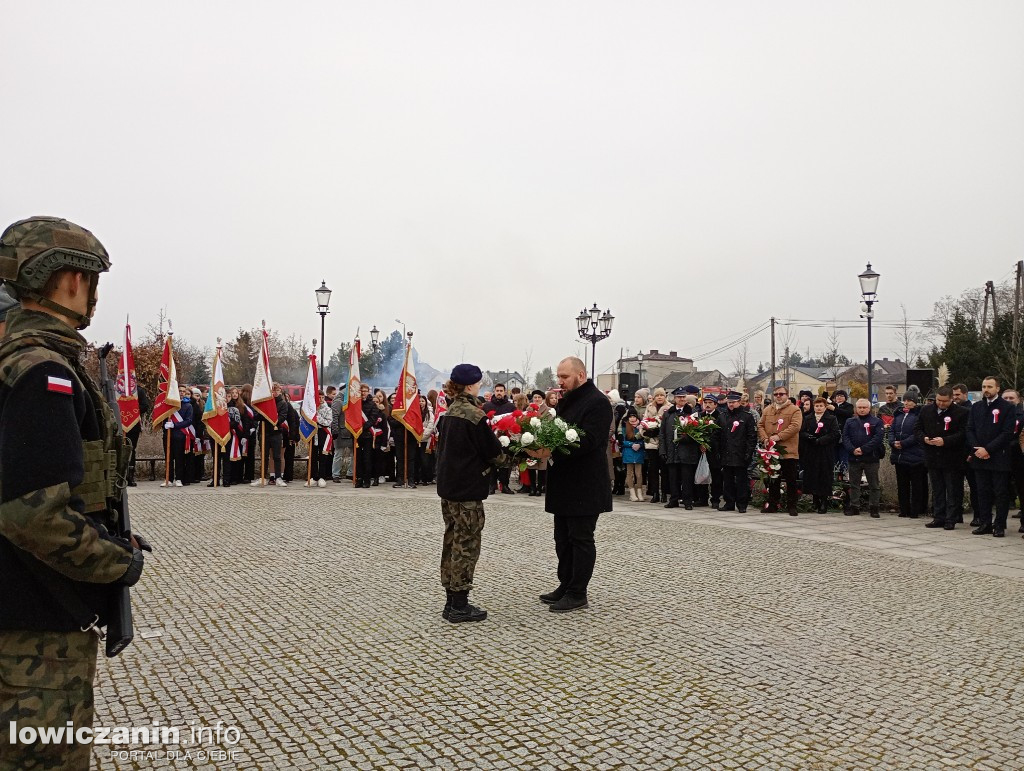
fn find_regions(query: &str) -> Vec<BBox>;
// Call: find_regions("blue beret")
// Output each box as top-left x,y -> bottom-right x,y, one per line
682,385 -> 700,395
450,363 -> 483,386
671,387 -> 687,396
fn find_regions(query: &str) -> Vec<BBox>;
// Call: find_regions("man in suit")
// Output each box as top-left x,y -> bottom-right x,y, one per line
966,376 -> 1017,537
527,357 -> 612,613
916,386 -> 969,529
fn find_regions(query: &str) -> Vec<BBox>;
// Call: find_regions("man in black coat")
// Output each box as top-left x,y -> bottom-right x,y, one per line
658,389 -> 702,509
916,385 -> 968,529
527,357 -> 612,613
719,391 -> 757,512
483,383 -> 515,494
966,376 -> 1016,536
693,394 -> 724,508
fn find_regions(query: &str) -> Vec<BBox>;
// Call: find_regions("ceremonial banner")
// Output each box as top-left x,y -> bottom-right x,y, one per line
150,335 -> 181,428
391,342 -> 423,441
202,346 -> 231,446
298,353 -> 320,444
252,327 -> 278,423
344,338 -> 364,439
428,390 -> 446,450
116,322 -> 140,432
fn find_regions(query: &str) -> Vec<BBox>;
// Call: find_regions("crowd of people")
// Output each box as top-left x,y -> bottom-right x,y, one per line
147,373 -> 1024,542
603,377 -> 1024,540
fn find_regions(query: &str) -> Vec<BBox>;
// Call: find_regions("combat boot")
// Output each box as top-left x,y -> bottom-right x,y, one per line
442,590 -> 453,620
447,591 -> 487,623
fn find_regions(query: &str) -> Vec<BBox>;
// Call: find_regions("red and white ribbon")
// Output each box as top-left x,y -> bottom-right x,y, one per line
863,421 -> 871,436
993,409 -> 1000,425
943,416 -> 951,432
815,421 -> 823,434
731,420 -> 740,433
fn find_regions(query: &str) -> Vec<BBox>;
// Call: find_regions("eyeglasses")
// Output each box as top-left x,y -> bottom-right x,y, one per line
773,392 -> 787,397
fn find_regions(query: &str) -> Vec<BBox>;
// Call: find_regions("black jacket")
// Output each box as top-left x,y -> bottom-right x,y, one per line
831,400 -> 854,433
436,394 -> 504,502
799,412 -> 840,497
721,407 -> 757,468
658,406 -> 703,465
915,403 -> 968,470
696,408 -> 724,467
966,396 -> 1016,472
545,380 -> 613,517
482,396 -> 514,417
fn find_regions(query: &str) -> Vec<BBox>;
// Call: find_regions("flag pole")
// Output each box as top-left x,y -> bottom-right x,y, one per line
352,444 -> 358,487
164,428 -> 171,486
403,430 -> 408,487
306,435 -> 313,487
213,445 -> 219,488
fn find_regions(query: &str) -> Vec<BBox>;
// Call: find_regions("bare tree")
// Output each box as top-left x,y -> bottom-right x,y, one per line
822,321 -> 843,380
730,341 -> 749,383
521,347 -> 534,387
894,303 -> 921,363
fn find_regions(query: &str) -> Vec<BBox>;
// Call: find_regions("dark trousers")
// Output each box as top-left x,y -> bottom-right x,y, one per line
126,424 -> 141,481
1010,450 -> 1024,509
645,449 -> 663,499
192,450 -> 205,483
243,435 -> 256,482
216,447 -> 233,487
895,464 -> 928,518
317,430 -> 335,481
974,466 -> 1011,531
667,462 -> 697,505
694,464 -> 723,506
169,432 -> 188,484
768,458 -> 800,510
394,433 -> 417,484
612,459 -> 626,494
418,443 -> 435,484
283,441 -> 296,481
553,514 -> 599,597
929,466 -> 964,524
722,465 -> 751,507
965,466 -> 979,517
528,468 -> 548,492
356,440 -> 374,482
262,433 -> 284,478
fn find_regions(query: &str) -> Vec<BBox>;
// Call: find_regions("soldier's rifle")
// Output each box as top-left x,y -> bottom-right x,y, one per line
97,342 -> 138,657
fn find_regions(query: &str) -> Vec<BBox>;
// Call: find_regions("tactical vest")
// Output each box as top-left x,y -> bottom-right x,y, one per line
0,327 -> 128,516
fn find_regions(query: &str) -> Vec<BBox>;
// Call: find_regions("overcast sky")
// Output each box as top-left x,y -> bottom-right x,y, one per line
3,2 -> 1022,382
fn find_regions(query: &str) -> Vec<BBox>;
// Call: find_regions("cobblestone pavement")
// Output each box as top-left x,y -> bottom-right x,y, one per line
92,482 -> 1024,769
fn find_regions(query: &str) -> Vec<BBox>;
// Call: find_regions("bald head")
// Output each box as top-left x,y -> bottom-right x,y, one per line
557,356 -> 587,392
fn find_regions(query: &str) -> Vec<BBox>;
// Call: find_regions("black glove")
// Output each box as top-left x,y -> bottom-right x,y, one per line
133,533 -> 154,553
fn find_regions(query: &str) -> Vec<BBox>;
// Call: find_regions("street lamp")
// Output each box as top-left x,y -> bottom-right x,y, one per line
315,281 -> 332,385
637,351 -> 644,389
858,263 -> 880,404
576,303 -> 614,377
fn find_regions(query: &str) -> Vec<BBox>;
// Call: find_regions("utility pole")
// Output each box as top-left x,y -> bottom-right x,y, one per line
770,317 -> 777,392
783,345 -> 790,395
1014,262 -> 1024,388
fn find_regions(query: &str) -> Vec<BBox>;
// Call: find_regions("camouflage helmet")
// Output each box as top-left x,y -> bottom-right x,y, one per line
0,217 -> 110,329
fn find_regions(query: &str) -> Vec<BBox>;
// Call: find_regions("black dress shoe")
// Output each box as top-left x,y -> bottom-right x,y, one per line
925,520 -> 945,528
719,504 -> 736,512
371,479 -> 379,486
972,524 -> 993,535
993,530 -> 1005,538
943,522 -> 955,530
763,504 -> 779,514
664,500 -> 679,509
683,504 -> 693,511
539,589 -> 566,604
737,505 -> 748,513
788,510 -> 798,517
501,488 -> 515,495
550,594 -> 588,613
969,518 -> 981,528
1018,523 -> 1024,533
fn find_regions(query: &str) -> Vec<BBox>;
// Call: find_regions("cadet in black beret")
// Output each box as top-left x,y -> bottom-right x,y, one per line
683,385 -> 700,395
435,363 -> 505,624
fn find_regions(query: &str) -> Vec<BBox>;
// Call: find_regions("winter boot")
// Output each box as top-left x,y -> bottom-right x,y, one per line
442,590 -> 453,620
447,591 -> 487,623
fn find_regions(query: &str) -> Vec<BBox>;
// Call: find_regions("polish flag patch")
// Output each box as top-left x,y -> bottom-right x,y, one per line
47,376 -> 73,395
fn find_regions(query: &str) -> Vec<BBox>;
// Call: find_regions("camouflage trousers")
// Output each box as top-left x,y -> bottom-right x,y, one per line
440,499 -> 485,592
0,630 -> 97,771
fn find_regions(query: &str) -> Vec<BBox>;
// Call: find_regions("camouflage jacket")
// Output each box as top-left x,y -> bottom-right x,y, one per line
0,308 -> 142,632
435,394 -> 506,502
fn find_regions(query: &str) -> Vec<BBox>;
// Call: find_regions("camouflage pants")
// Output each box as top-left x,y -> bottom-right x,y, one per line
440,499 -> 485,592
0,630 -> 97,771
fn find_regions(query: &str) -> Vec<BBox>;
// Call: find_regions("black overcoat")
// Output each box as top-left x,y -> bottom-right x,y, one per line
799,411 -> 840,497
720,407 -> 757,468
914,403 -> 968,471
545,380 -> 613,517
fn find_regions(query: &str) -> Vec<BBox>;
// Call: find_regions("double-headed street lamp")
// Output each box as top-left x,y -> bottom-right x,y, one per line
315,281 -> 332,385
576,303 -> 614,378
858,263 -> 880,404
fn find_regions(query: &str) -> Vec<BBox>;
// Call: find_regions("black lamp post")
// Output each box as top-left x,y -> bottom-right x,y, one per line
858,263 -> 880,404
637,351 -> 644,389
315,281 -> 332,385
576,303 -> 614,377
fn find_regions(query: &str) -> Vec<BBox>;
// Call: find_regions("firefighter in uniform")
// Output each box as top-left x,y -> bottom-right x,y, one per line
0,216 -> 148,770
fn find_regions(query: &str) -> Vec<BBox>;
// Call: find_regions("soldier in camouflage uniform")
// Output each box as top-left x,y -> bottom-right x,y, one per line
0,217 -> 148,770
434,364 -> 506,623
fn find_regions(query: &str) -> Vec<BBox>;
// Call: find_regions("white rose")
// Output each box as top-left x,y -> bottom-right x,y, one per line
565,428 -> 579,442
521,432 -> 535,445
498,435 -> 510,447
554,418 -> 567,430
548,409 -> 556,418
530,417 -> 541,429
